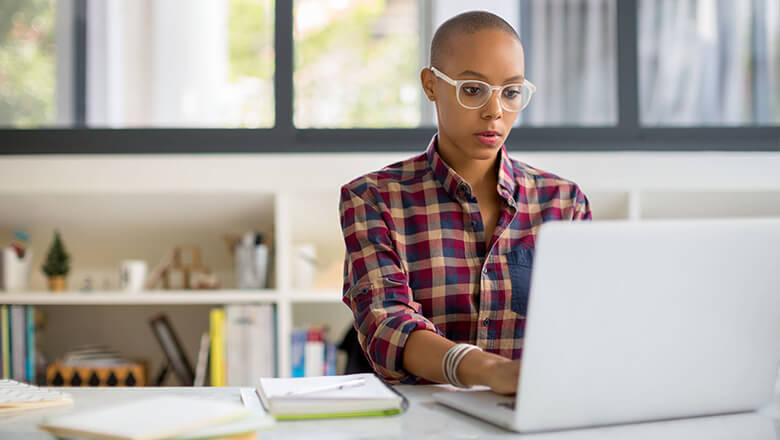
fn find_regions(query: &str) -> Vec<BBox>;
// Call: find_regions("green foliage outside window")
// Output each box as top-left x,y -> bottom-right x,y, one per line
0,0 -> 56,128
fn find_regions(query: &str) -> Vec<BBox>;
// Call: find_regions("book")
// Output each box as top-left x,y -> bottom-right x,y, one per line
1,305 -> 9,378
256,373 -> 404,420
148,314 -> 195,386
10,305 -> 25,382
25,306 -> 34,383
290,328 -> 306,377
194,331 -> 210,387
209,308 -> 226,386
38,395 -> 273,440
225,305 -> 276,386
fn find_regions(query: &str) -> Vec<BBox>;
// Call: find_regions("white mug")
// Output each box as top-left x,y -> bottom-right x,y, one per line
119,260 -> 147,293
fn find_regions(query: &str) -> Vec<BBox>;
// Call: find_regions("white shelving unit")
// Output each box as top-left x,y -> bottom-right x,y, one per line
1,152 -> 779,383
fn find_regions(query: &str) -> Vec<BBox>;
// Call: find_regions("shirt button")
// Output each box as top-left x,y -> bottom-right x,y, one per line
482,267 -> 488,275
470,220 -> 478,229
483,318 -> 490,327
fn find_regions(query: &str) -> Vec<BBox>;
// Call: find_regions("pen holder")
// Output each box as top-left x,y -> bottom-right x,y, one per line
0,247 -> 33,292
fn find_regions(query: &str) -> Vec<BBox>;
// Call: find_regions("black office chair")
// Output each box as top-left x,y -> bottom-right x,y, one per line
338,326 -> 373,374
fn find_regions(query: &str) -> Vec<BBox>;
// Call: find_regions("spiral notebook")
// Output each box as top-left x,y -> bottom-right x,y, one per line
256,373 -> 405,420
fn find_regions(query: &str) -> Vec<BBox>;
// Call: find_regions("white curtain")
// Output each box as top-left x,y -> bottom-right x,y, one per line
523,0 -> 617,126
86,0 -> 230,127
639,0 -> 779,126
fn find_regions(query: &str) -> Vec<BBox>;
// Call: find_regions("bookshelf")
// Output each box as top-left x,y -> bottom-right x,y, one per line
1,152 -> 779,383
0,290 -> 343,305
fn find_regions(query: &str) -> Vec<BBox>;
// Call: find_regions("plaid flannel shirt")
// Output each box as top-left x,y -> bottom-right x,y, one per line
340,135 -> 591,383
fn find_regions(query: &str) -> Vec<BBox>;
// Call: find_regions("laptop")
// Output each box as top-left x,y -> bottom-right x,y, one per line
434,218 -> 780,432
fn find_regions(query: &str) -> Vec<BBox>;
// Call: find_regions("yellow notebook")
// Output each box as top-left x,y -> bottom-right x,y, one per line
209,308 -> 226,387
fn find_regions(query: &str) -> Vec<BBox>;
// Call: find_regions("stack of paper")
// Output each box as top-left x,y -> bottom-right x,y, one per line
38,396 -> 274,440
257,373 -> 404,420
0,379 -> 72,413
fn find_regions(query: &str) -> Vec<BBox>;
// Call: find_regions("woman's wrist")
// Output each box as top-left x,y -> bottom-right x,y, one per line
456,350 -> 508,387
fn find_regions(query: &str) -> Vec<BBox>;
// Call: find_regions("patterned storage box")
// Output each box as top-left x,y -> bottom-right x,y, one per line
46,362 -> 146,387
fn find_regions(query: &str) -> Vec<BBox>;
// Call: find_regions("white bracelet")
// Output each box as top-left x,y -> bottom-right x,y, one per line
442,343 -> 482,388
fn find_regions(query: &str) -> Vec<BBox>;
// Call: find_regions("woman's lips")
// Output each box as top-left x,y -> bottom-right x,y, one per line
475,132 -> 501,146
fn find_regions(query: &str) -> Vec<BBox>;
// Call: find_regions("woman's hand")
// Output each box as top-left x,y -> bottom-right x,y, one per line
481,358 -> 521,395
459,350 -> 521,395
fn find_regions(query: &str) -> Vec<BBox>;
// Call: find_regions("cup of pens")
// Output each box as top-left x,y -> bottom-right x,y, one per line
0,232 -> 33,292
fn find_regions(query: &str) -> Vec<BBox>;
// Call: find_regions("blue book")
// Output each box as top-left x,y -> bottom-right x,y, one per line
290,328 -> 307,378
26,306 -> 35,383
325,342 -> 337,376
272,306 -> 278,377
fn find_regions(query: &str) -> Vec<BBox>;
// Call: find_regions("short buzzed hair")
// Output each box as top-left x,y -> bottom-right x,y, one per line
430,10 -> 521,68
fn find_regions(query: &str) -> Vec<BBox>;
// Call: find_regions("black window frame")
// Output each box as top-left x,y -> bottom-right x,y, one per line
0,0 -> 777,154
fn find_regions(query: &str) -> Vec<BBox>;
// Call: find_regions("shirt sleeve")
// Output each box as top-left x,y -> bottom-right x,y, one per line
339,184 -> 441,384
571,185 -> 592,220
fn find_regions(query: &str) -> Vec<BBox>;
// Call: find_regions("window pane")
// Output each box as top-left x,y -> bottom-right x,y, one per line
519,0 -> 618,126
86,0 -> 274,128
639,0 -> 780,126
0,0 -> 58,128
1,0 -> 275,129
293,0 -> 617,129
293,0 -> 421,128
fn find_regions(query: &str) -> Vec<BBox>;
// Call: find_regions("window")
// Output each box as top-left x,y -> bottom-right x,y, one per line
639,0 -> 780,126
86,0 -> 275,128
0,0 -> 275,129
520,0 -> 618,126
0,0 -> 777,152
291,0 -> 619,128
0,0 -> 58,128
293,0 -> 421,128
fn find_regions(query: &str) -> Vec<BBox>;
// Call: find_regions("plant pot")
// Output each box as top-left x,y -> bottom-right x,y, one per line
47,276 -> 66,292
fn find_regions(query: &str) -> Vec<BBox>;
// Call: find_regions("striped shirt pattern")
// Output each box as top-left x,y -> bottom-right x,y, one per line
339,135 -> 591,383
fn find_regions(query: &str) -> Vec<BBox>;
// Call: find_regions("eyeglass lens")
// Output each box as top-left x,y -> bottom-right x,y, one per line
457,81 -> 530,111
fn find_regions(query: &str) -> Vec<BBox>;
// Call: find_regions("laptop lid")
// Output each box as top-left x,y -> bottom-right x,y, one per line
514,219 -> 780,432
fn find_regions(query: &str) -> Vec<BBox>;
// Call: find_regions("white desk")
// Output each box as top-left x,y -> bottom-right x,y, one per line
2,385 -> 780,439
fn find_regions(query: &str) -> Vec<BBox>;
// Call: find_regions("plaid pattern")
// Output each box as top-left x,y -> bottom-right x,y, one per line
340,135 -> 591,383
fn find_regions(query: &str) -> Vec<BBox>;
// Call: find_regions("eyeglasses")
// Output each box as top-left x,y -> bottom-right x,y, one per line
429,66 -> 536,112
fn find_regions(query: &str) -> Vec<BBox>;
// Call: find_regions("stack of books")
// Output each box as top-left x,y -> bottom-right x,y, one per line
208,304 -> 276,387
0,305 -> 36,383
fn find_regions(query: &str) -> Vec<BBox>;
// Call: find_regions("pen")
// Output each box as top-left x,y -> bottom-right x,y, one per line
284,377 -> 366,397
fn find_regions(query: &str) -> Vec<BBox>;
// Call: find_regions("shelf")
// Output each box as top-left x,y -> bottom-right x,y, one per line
0,289 -> 345,305
0,290 -> 278,305
286,290 -> 343,303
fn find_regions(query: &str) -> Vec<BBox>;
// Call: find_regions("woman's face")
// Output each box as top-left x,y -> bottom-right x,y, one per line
422,29 -> 525,164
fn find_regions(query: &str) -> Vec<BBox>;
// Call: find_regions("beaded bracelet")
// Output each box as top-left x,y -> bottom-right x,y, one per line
442,343 -> 482,388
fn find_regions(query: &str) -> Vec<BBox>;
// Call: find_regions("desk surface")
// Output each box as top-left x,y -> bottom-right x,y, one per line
2,385 -> 780,439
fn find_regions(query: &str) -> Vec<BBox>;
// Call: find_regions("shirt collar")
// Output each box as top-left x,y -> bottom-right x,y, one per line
425,133 -> 518,203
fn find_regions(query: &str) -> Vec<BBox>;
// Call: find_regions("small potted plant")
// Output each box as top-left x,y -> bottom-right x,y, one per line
42,230 -> 70,292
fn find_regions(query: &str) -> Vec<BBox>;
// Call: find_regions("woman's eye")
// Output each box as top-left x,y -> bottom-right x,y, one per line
462,86 -> 483,96
503,88 -> 521,99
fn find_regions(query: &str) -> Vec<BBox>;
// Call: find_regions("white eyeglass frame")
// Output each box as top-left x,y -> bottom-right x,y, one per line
428,66 -> 536,112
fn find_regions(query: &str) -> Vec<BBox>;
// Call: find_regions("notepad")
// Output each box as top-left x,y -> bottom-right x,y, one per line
38,395 -> 273,440
256,373 -> 404,420
0,379 -> 73,413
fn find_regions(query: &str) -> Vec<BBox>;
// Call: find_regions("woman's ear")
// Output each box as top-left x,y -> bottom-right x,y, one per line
420,68 -> 436,102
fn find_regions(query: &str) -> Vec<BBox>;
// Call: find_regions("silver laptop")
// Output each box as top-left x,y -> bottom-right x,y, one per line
434,219 -> 780,432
